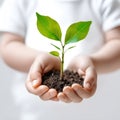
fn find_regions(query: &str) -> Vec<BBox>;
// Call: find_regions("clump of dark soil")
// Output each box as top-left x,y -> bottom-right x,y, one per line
42,70 -> 84,92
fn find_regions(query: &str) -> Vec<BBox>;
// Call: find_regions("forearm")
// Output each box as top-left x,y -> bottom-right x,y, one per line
91,39 -> 120,73
1,40 -> 40,72
0,33 -> 41,73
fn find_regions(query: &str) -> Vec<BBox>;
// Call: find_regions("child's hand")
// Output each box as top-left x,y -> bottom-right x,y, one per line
25,52 -> 60,101
57,55 -> 97,103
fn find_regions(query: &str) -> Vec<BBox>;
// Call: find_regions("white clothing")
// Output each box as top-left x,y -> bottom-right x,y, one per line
0,0 -> 120,120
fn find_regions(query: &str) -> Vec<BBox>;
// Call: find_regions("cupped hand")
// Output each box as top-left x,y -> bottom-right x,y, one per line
25,52 -> 60,101
57,55 -> 97,103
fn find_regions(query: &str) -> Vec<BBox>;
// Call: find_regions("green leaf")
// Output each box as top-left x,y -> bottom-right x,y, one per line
65,21 -> 92,45
50,43 -> 61,51
49,51 -> 59,57
36,12 -> 62,41
65,45 -> 76,53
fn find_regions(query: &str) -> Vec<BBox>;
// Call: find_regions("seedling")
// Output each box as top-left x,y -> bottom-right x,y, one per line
36,12 -> 92,78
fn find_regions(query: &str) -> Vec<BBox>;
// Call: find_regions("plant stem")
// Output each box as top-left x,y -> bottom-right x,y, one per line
60,41 -> 64,79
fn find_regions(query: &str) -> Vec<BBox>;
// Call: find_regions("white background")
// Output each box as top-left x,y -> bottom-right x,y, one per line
0,0 -> 120,120
0,0 -> 20,119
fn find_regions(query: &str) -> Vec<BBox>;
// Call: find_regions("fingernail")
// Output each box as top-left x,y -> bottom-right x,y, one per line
32,80 -> 40,88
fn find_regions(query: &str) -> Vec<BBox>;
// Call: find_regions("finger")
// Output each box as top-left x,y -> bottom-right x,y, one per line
84,67 -> 97,90
32,79 -> 41,88
29,57 -> 44,83
50,97 -> 59,101
30,58 -> 43,74
30,72 -> 42,87
25,81 -> 49,96
40,89 -> 57,101
72,84 -> 92,98
63,86 -> 83,103
26,71 -> 42,90
57,92 -> 72,103
78,68 -> 85,76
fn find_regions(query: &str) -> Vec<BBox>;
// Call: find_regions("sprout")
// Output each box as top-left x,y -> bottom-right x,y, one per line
36,12 -> 92,78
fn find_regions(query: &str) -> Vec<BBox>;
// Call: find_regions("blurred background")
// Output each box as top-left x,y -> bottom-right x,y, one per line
0,0 -> 120,120
0,0 -> 20,119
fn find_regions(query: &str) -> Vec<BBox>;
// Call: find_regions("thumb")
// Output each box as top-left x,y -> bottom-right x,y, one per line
30,71 -> 42,88
84,67 -> 97,90
32,79 -> 41,88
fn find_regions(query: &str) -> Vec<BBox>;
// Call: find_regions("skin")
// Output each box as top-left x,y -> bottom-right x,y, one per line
0,27 -> 120,103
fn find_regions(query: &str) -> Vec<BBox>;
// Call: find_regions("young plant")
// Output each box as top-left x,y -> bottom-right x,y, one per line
36,12 -> 92,78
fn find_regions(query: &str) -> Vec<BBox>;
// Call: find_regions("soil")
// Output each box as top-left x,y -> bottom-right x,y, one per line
42,70 -> 84,92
